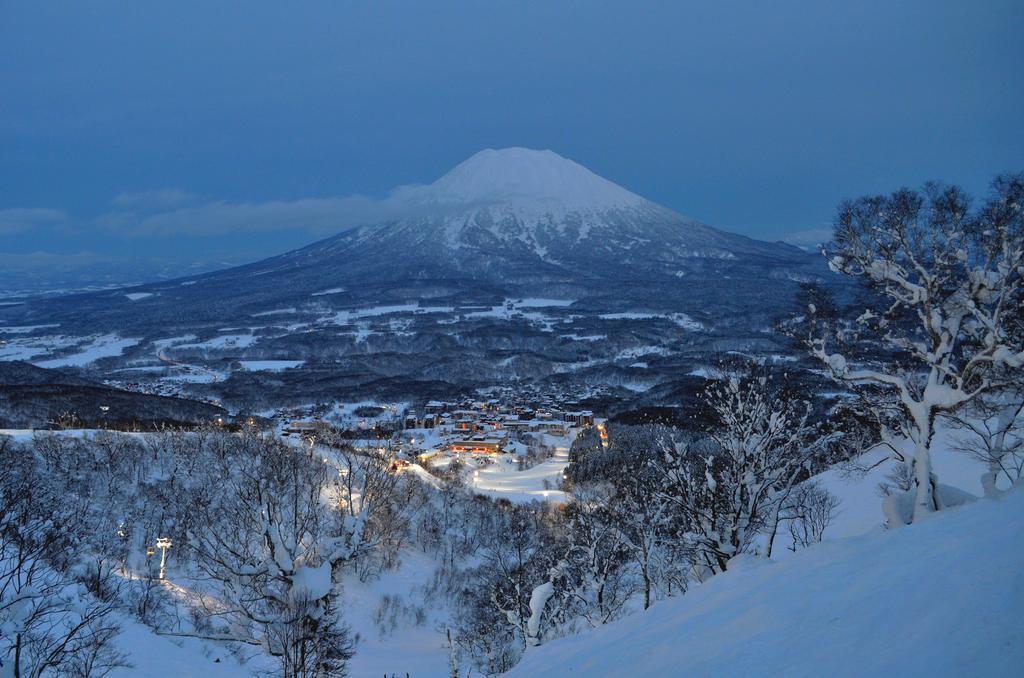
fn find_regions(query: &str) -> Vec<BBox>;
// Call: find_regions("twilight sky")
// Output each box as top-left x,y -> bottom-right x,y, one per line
1,1 -> 1022,287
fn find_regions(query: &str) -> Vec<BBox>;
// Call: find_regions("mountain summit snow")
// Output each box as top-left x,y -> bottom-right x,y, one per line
408,147 -> 647,211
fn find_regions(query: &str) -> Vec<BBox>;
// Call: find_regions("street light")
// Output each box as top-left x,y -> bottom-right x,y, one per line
155,537 -> 172,580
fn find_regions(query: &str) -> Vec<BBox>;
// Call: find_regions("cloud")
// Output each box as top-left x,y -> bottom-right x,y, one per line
0,208 -> 69,235
98,184 -> 470,238
110,189 -> 198,211
8,167 -> 505,243
124,195 -> 386,237
0,250 -> 239,293
779,227 -> 834,251
3,185 -> 458,255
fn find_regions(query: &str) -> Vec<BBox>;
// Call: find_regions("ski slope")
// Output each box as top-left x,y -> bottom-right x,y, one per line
510,487 -> 1024,677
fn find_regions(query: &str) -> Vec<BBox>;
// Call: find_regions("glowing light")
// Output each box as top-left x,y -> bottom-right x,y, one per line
155,537 -> 172,580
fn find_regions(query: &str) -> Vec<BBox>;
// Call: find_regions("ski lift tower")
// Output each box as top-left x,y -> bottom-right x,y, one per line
155,537 -> 172,579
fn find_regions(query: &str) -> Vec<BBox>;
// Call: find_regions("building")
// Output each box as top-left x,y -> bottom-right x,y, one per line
449,437 -> 506,454
538,420 -> 568,436
284,420 -> 325,434
563,410 -> 594,427
453,418 -> 477,433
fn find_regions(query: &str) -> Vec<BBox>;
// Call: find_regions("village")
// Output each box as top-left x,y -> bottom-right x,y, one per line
279,394 -> 608,503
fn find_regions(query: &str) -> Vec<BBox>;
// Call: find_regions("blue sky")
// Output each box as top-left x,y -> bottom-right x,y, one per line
1,1 -> 1022,283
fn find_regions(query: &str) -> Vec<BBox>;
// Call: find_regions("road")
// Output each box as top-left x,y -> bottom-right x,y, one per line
157,350 -> 221,382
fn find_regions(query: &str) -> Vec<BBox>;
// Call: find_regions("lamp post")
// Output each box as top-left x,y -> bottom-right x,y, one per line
155,537 -> 172,580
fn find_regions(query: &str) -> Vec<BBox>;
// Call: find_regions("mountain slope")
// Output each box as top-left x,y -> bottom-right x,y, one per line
1,149 -> 837,406
0,361 -> 225,428
8,148 -> 825,332
510,490 -> 1024,677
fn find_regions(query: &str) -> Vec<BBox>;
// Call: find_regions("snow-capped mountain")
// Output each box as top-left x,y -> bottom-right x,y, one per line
2,149 -> 836,406
13,147 -> 824,333
305,146 -> 798,271
179,147 -> 821,315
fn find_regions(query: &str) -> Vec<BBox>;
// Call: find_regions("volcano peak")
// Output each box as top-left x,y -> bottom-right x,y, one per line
420,147 -> 646,210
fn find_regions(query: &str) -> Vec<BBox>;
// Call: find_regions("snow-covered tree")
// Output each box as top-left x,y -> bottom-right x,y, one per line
1,437 -> 128,678
560,491 -> 632,625
660,367 -> 820,575
332,444 -> 418,580
605,456 -> 685,609
453,503 -> 556,672
188,434 -> 354,677
805,175 -> 1024,524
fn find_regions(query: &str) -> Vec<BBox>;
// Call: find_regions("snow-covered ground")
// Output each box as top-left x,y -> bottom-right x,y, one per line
793,430 -> 989,547
598,311 -> 703,330
237,359 -> 305,371
110,614 -> 264,677
0,323 -> 60,334
510,485 -> 1024,677
342,551 -> 455,677
250,307 -> 296,317
509,298 -> 576,308
33,334 -> 140,368
0,334 -> 78,361
329,304 -> 455,325
469,445 -> 570,503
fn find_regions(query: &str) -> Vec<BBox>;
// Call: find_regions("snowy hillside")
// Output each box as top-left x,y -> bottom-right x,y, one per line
510,487 -> 1024,677
4,430 -> 995,678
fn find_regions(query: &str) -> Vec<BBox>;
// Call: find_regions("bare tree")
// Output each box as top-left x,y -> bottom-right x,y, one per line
946,385 -> 1024,497
785,482 -> 840,552
607,462 -> 683,609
